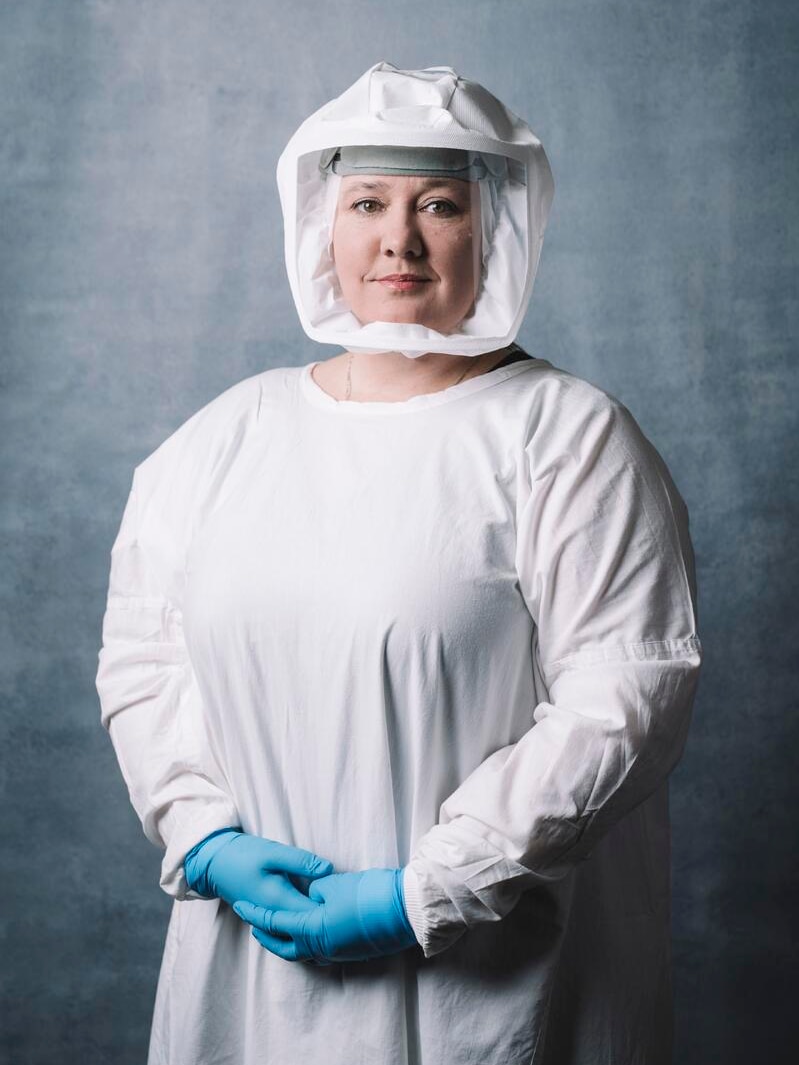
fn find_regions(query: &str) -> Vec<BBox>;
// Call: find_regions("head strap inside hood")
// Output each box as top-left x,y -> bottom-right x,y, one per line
319,145 -> 511,184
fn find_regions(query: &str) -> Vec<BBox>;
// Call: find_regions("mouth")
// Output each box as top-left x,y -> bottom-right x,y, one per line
375,274 -> 432,292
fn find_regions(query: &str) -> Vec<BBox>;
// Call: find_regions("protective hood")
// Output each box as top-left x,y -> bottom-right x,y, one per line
276,61 -> 555,357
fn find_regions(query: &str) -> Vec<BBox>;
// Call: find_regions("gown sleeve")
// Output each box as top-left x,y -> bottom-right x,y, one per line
95,469 -> 241,900
401,390 -> 704,958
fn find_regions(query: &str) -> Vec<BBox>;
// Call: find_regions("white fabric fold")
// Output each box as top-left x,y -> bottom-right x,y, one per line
96,479 -> 242,899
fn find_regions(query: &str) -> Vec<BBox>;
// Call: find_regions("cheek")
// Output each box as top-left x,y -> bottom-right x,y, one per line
331,225 -> 359,280
436,228 -> 476,284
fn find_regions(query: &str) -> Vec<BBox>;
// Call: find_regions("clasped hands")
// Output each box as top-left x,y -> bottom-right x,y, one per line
184,829 -> 418,965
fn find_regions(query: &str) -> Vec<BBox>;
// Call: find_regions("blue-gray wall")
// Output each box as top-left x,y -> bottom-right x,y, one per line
2,2 -> 796,1062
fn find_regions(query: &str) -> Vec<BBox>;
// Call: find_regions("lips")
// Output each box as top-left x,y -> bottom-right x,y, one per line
377,274 -> 430,282
376,274 -> 431,292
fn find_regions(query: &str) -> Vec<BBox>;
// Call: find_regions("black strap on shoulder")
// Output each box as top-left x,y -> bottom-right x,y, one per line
493,343 -> 533,370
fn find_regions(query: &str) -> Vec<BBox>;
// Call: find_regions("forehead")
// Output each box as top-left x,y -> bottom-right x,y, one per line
338,175 -> 473,195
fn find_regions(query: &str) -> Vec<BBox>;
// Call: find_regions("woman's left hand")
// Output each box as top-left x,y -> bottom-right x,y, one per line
232,868 -> 418,964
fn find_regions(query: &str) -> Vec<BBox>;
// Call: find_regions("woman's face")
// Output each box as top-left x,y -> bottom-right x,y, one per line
331,174 -> 482,334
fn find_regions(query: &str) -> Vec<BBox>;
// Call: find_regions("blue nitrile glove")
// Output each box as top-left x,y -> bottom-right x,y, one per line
232,867 -> 418,964
184,828 -> 335,916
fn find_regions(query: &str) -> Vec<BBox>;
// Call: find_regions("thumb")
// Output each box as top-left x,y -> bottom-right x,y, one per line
260,840 -> 334,880
308,878 -> 330,903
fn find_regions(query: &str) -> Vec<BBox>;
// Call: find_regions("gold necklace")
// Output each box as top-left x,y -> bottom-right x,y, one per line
343,350 -> 497,402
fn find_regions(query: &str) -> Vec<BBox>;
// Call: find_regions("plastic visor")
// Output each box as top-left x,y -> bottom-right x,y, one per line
286,146 -> 536,357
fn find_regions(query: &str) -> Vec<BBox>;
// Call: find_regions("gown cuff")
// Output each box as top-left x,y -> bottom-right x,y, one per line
401,864 -> 428,949
159,800 -> 243,900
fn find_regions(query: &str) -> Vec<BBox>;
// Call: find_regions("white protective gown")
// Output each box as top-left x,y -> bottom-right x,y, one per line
96,352 -> 702,1065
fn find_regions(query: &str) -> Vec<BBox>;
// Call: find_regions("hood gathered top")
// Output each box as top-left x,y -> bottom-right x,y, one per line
276,61 -> 555,357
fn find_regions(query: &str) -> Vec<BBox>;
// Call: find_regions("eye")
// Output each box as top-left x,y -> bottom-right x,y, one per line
351,198 -> 383,214
421,199 -> 460,216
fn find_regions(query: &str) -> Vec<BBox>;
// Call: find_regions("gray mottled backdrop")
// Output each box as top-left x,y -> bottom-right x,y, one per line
2,1 -> 797,1062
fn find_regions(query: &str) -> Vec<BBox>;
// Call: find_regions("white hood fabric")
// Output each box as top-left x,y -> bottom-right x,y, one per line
276,62 -> 555,357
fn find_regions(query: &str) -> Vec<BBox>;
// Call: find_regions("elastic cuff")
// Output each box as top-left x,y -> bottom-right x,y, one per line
184,826 -> 242,897
159,802 -> 242,900
401,864 -> 427,948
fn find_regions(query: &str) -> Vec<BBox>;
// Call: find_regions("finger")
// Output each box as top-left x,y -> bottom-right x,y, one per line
274,886 -> 321,912
233,899 -> 312,940
260,842 -> 334,880
234,901 -> 324,962
253,907 -> 314,939
233,902 -> 301,959
251,925 -> 309,962
307,878 -> 328,903
232,899 -> 270,928
287,871 -> 332,898
246,877 -> 321,913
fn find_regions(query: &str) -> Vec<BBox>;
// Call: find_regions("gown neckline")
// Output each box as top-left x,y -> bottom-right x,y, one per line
298,350 -> 541,417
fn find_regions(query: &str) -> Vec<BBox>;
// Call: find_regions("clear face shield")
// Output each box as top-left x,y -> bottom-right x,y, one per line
291,144 -> 530,357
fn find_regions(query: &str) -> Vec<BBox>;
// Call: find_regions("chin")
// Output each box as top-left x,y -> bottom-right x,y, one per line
356,305 -> 457,331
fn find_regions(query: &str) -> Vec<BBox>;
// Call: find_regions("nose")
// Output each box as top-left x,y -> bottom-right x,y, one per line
379,206 -> 424,259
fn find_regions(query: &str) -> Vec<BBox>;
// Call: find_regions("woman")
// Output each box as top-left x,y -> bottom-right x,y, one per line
96,62 -> 703,1065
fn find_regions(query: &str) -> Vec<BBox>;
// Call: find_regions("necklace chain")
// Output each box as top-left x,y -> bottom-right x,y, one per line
343,348 -> 513,402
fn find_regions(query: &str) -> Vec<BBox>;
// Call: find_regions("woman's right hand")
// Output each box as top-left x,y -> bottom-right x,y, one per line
184,828 -> 335,914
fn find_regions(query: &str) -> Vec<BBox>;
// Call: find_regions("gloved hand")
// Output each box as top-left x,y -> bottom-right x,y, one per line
184,828 -> 335,916
232,867 -> 418,964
